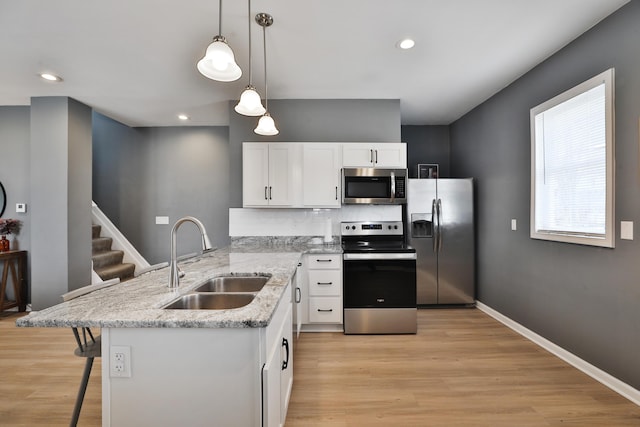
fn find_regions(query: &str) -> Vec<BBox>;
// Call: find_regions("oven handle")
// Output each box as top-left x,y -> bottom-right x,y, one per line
343,253 -> 417,261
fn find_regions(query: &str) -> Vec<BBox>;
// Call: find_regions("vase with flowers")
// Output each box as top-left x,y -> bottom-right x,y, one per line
0,219 -> 21,252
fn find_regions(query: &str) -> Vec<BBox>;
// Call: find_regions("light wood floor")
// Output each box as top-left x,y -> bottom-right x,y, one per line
2,309 -> 639,426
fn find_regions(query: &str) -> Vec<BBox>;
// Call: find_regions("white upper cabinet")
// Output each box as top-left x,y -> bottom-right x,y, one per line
302,144 -> 342,208
342,143 -> 407,168
242,142 -> 407,208
243,143 -> 300,207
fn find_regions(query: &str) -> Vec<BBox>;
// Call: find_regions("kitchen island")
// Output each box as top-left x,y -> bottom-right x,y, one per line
17,240 -> 340,427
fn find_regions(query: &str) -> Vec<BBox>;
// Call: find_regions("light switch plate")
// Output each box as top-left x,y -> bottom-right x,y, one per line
621,221 -> 633,240
16,203 -> 26,213
155,216 -> 169,225
511,219 -> 517,231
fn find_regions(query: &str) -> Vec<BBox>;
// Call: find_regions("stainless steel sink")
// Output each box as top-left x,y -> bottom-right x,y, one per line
163,293 -> 255,310
193,275 -> 270,293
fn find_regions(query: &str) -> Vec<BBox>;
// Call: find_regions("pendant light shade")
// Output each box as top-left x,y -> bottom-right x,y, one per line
234,0 -> 265,116
254,112 -> 279,135
254,13 -> 278,136
235,85 -> 266,116
197,0 -> 242,82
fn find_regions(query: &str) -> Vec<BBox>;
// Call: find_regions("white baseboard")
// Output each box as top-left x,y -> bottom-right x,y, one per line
476,301 -> 640,407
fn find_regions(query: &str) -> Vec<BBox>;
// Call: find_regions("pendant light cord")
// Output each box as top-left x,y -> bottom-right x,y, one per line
218,0 -> 223,36
262,23 -> 268,111
247,0 -> 252,84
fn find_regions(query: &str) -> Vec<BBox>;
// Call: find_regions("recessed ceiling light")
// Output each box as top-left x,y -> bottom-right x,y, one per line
177,114 -> 190,121
398,39 -> 415,50
39,73 -> 63,82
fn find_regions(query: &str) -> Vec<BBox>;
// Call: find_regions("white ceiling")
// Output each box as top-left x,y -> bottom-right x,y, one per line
0,0 -> 630,127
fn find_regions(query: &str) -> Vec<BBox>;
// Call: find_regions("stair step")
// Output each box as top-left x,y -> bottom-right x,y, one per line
95,263 -> 136,282
92,236 -> 113,253
92,224 -> 102,239
92,250 -> 125,269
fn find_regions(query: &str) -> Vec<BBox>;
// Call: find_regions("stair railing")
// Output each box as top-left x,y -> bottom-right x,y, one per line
91,201 -> 150,283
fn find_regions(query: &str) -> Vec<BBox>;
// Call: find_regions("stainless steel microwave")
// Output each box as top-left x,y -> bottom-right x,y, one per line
342,168 -> 407,204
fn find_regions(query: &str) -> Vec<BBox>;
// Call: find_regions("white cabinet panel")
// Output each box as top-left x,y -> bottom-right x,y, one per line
243,143 -> 298,207
243,144 -> 270,206
302,144 -> 341,207
342,143 -> 407,168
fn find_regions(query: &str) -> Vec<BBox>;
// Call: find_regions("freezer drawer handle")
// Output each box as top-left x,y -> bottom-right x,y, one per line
317,282 -> 333,285
316,259 -> 332,263
317,308 -> 333,312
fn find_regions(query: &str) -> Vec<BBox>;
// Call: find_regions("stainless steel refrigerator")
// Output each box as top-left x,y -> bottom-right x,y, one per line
406,178 -> 475,305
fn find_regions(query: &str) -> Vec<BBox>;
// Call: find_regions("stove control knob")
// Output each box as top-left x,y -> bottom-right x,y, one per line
351,226 -> 356,230
394,225 -> 398,229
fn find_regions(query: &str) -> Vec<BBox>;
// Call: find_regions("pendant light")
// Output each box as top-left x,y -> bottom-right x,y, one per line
197,0 -> 242,82
234,0 -> 266,116
254,13 -> 279,136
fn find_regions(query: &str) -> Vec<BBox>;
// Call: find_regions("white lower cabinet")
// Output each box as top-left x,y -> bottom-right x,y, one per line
263,291 -> 293,427
102,281 -> 293,427
303,254 -> 343,329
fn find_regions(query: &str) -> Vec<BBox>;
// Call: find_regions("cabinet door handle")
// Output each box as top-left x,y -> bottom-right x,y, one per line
335,186 -> 338,200
295,287 -> 301,303
370,149 -> 374,164
282,338 -> 290,370
269,186 -> 272,200
264,186 -> 268,200
374,149 -> 378,164
317,282 -> 333,285
317,308 -> 333,312
316,259 -> 332,263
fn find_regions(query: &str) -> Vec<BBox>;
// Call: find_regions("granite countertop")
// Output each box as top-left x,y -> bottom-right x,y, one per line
16,238 -> 342,330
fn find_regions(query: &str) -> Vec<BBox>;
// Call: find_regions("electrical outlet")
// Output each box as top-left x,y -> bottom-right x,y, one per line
110,346 -> 132,378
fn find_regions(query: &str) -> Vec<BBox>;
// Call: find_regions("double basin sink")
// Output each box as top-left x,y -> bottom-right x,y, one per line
163,274 -> 271,310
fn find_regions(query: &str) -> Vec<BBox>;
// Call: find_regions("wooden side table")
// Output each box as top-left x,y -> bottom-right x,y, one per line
0,250 -> 27,313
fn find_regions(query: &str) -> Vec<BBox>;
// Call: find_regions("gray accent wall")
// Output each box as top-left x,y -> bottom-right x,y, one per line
0,107 -> 30,302
30,97 -> 93,309
402,125 -> 451,178
450,2 -> 640,389
92,113 -> 230,265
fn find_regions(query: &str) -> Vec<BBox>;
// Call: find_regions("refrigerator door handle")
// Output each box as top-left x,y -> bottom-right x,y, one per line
436,198 -> 443,251
432,198 -> 438,253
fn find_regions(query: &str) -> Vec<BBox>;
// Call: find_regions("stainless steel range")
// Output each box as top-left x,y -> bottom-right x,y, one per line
341,221 -> 417,334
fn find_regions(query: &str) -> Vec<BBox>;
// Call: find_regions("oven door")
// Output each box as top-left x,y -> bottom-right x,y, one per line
343,253 -> 416,308
343,253 -> 417,334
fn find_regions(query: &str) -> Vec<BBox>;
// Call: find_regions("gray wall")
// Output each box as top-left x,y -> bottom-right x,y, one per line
92,114 -> 230,264
402,125 -> 451,178
0,107 -> 30,302
450,2 -> 640,389
0,107 -> 30,249
30,97 -> 93,309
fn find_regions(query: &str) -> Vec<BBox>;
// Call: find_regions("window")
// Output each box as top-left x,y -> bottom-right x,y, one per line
530,68 -> 615,248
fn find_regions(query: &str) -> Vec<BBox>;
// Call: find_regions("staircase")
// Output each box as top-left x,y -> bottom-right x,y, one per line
92,224 -> 136,282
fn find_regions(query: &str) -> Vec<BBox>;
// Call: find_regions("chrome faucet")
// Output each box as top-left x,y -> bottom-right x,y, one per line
169,216 -> 213,289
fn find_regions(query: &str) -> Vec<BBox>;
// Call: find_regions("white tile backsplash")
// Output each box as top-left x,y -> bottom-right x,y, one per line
229,205 -> 402,237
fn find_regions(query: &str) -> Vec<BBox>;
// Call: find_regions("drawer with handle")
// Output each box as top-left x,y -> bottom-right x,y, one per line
308,297 -> 342,323
308,270 -> 341,296
307,254 -> 341,270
